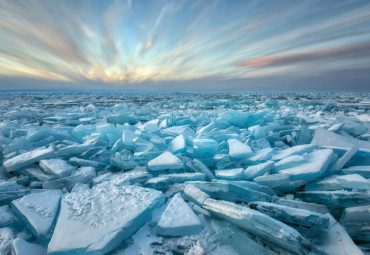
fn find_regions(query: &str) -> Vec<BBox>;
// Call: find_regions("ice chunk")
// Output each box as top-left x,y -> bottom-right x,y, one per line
203,199 -> 310,254
187,181 -> 273,203
11,190 -> 62,240
244,161 -> 274,180
271,144 -> 317,161
342,165 -> 370,178
305,175 -> 343,191
92,168 -> 150,186
254,174 -> 290,188
274,155 -> 306,170
193,138 -> 218,153
312,127 -> 370,156
227,139 -> 252,159
337,174 -> 370,190
69,157 -> 103,168
145,173 -> 206,190
297,190 -> 370,207
169,134 -> 186,154
4,145 -> 55,172
48,183 -> 164,255
220,180 -> 276,196
11,238 -> 46,255
340,205 -> 370,241
56,142 -> 94,157
330,146 -> 358,172
216,110 -> 265,129
313,214 -> 363,255
39,159 -> 76,178
192,158 -> 215,180
276,199 -> 329,214
0,205 -> 18,227
122,129 -> 137,147
157,193 -> 202,236
0,227 -> 15,255
244,148 -> 274,163
183,184 -> 210,206
215,168 -> 244,180
21,167 -> 55,182
147,151 -> 184,172
249,201 -> 330,228
42,166 -> 96,190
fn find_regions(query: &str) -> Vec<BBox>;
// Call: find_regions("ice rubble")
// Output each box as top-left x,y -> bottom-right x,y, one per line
0,92 -> 369,254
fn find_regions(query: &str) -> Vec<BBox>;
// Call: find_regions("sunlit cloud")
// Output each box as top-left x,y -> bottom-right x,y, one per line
0,0 -> 369,90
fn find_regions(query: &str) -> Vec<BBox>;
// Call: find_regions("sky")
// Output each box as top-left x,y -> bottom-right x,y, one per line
0,0 -> 370,91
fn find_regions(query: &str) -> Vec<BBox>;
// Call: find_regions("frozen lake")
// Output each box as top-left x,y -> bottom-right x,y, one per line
0,92 -> 369,255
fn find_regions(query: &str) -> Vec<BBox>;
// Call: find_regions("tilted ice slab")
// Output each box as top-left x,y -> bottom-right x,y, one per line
244,161 -> 274,180
3,145 -> 55,172
215,168 -> 244,180
297,190 -> 370,208
147,151 -> 184,172
39,159 -> 76,178
249,201 -> 330,228
11,238 -> 47,255
271,144 -> 317,161
227,139 -> 252,159
311,127 -> 370,156
48,183 -> 164,255
11,190 -> 62,240
145,173 -> 206,190
169,134 -> 186,154
157,193 -> 202,236
341,165 -> 370,178
203,199 -> 310,254
340,205 -> 370,241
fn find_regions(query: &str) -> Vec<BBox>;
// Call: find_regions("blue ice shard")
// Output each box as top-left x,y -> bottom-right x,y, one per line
11,238 -> 47,255
11,190 -> 62,240
227,139 -> 252,159
147,151 -> 184,172
157,193 -> 202,236
48,183 -> 164,255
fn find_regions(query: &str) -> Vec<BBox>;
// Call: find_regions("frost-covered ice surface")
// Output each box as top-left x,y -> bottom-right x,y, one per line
0,92 -> 369,255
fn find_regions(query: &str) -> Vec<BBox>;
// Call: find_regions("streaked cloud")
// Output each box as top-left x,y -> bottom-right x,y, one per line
0,0 -> 369,90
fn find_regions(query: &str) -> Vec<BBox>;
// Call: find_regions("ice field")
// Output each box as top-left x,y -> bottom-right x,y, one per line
0,92 -> 369,255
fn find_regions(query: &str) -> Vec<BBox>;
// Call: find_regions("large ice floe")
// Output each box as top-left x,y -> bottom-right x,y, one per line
0,92 -> 369,254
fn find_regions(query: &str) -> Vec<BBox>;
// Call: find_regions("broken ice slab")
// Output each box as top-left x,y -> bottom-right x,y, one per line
122,129 -> 137,147
47,183 -> 164,255
340,205 -> 370,242
157,193 -> 202,237
21,167 -> 55,182
277,149 -> 336,182
227,139 -> 252,159
11,238 -> 47,255
42,166 -> 96,190
216,110 -> 266,129
160,125 -> 195,138
39,159 -> 76,178
0,205 -> 18,228
186,181 -> 273,203
110,154 -> 137,171
169,134 -> 186,154
312,214 -> 363,255
0,227 -> 15,255
271,144 -> 317,161
202,199 -> 310,254
341,165 -> 370,178
220,180 -> 276,196
193,137 -> 219,152
11,190 -> 62,240
276,199 -> 329,214
337,174 -> 370,190
311,127 -> 370,156
249,201 -> 330,228
214,168 -> 244,180
147,151 -> 184,173
274,155 -> 306,171
191,158 -> 215,180
92,168 -> 150,186
0,189 -> 45,206
244,161 -> 274,180
330,146 -> 358,172
183,184 -> 210,207
243,148 -> 274,163
145,173 -> 206,190
253,174 -> 290,188
69,157 -> 103,169
3,145 -> 55,173
297,190 -> 370,208
56,142 -> 94,157
305,175 -> 343,191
